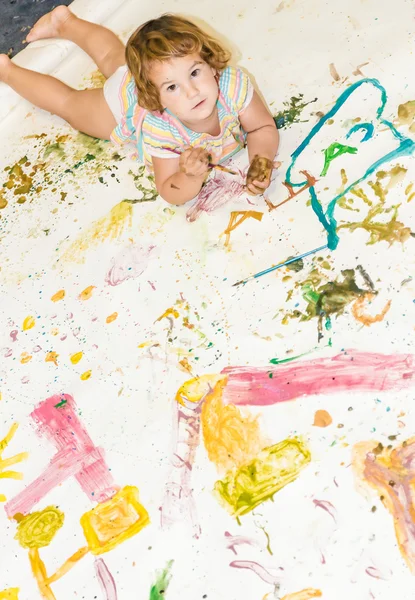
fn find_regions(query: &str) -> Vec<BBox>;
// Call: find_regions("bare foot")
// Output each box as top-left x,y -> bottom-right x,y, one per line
26,5 -> 73,43
0,54 -> 12,83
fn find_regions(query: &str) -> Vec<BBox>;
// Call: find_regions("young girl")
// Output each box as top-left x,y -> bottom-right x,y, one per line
0,7 -> 279,206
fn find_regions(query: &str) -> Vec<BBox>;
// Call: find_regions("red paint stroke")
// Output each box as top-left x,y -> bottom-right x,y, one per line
313,499 -> 337,522
95,558 -> 118,600
106,245 -> 154,287
265,170 -> 316,212
160,399 -> 202,538
221,351 -> 414,406
186,168 -> 247,222
5,394 -> 118,518
224,531 -> 261,555
229,561 -> 282,586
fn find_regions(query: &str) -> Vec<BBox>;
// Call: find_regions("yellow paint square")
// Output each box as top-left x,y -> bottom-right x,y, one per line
80,486 -> 149,555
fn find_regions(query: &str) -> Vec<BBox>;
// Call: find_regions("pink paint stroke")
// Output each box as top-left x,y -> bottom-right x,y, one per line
186,167 -> 247,223
224,531 -> 261,555
105,245 -> 155,287
221,350 -> 414,406
365,566 -> 390,581
313,499 -> 337,522
95,558 -> 118,600
229,561 -> 282,586
160,398 -> 202,538
5,394 -> 118,518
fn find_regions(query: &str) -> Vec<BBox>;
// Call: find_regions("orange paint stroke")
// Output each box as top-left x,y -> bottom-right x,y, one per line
352,293 -> 392,326
313,409 -> 332,427
265,170 -> 317,212
222,210 -> 263,247
80,485 -> 149,555
353,438 -> 415,573
45,352 -> 59,366
78,285 -> 95,301
281,589 -> 322,600
80,370 -> 92,381
46,547 -> 89,584
51,290 -> 65,302
70,352 -> 83,365
22,316 -> 35,331
28,548 -> 56,600
20,352 -> 32,364
201,378 -> 267,472
106,312 -> 118,324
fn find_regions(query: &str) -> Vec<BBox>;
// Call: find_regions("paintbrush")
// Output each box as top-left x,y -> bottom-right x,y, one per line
232,245 -> 328,287
161,146 -> 237,175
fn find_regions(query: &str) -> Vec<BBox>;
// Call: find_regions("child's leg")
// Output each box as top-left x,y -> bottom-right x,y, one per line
26,5 -> 125,78
0,55 -> 116,140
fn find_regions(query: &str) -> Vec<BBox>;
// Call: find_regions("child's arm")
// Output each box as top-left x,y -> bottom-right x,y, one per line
153,147 -> 211,205
239,91 -> 280,195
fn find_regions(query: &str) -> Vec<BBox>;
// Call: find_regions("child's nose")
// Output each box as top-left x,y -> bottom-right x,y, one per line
185,82 -> 199,99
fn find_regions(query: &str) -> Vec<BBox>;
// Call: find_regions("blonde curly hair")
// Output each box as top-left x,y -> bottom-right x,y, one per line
125,14 -> 231,111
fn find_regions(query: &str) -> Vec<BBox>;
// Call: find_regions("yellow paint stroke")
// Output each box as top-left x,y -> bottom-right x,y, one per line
353,438 -> 415,573
15,506 -> 64,549
51,290 -> 65,302
0,589 -> 20,600
352,293 -> 392,326
78,285 -> 95,301
0,424 -> 28,500
215,438 -> 311,517
80,485 -> 149,554
80,370 -> 92,381
174,374 -> 226,406
45,352 -> 59,366
61,201 -> 133,264
70,352 -> 83,365
20,352 -> 32,364
156,307 -> 179,322
222,210 -> 263,247
201,378 -> 267,473
281,590 -> 322,600
22,316 -> 35,331
106,312 -> 118,323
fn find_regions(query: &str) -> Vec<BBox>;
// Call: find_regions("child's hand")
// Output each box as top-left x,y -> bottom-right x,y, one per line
179,147 -> 211,179
246,155 -> 280,195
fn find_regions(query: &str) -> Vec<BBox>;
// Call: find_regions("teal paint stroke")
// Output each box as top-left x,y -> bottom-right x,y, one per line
285,78 -> 415,250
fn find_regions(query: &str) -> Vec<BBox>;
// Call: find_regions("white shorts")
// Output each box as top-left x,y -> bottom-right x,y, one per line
103,64 -> 129,123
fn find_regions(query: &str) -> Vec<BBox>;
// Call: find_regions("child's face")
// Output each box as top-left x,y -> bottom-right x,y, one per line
151,53 -> 219,125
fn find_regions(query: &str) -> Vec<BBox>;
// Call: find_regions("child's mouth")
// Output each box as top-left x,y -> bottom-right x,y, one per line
192,99 -> 206,110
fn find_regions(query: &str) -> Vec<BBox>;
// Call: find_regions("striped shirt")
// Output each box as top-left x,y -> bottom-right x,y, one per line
111,65 -> 253,172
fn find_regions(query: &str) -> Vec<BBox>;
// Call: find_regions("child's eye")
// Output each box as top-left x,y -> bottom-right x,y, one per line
190,69 -> 200,78
167,84 -> 177,92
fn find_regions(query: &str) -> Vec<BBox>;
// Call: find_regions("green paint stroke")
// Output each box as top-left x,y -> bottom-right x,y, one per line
269,350 -> 312,365
273,94 -> 317,129
320,142 -> 357,177
215,438 -> 311,517
149,560 -> 174,600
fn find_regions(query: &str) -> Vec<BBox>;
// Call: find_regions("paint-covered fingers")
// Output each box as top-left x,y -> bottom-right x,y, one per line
179,147 -> 211,179
246,156 -> 277,195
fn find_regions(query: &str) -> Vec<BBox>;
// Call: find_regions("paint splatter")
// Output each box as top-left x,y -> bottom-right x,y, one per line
313,410 -> 332,427
106,313 -> 118,324
313,499 -> 337,522
51,290 -> 65,302
0,588 -> 20,599
224,531 -> 261,554
201,378 -> 267,473
105,245 -> 154,287
80,370 -> 92,381
353,438 -> 415,573
397,100 -> 415,133
70,352 -> 83,365
282,590 -> 322,600
20,352 -> 32,364
230,561 -> 282,586
215,438 -> 311,517
45,352 -> 59,366
22,316 -> 35,331
79,286 -> 95,301
274,94 -> 318,129
149,560 -> 174,600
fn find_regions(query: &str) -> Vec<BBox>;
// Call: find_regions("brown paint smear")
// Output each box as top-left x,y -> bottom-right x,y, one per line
222,210 -> 263,247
